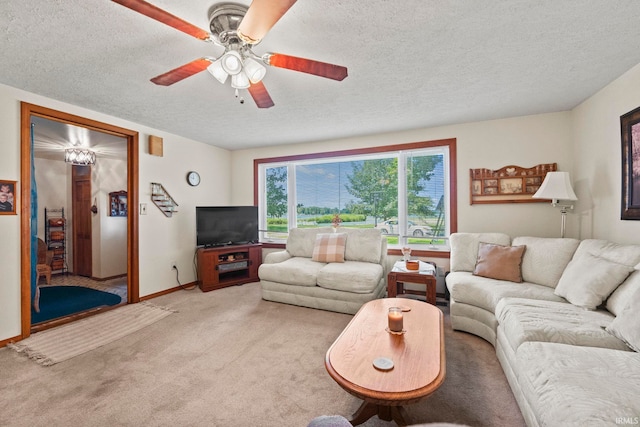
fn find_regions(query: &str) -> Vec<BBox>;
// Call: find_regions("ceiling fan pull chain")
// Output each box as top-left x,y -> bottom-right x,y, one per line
234,89 -> 245,105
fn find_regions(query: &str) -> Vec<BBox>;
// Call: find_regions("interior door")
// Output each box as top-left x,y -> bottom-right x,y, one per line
72,165 -> 92,277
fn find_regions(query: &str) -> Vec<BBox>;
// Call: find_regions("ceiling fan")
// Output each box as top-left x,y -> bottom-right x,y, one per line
112,0 -> 348,108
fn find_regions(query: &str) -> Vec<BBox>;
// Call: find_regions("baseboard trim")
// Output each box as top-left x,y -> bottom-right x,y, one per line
0,334 -> 23,348
140,281 -> 198,301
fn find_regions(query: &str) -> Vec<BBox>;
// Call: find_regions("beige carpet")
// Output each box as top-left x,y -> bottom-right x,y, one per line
0,283 -> 524,426
8,302 -> 175,366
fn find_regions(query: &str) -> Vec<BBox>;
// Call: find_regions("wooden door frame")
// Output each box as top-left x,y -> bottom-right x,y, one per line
20,102 -> 140,338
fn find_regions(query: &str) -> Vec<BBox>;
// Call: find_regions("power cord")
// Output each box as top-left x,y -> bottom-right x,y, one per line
173,265 -> 196,290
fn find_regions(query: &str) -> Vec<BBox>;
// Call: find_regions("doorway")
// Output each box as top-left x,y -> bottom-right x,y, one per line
20,102 -> 140,339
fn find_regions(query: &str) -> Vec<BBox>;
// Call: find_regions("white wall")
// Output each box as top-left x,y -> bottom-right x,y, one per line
571,62 -> 640,244
230,111 -> 575,238
93,156 -> 128,279
34,158 -> 68,242
0,83 -> 231,343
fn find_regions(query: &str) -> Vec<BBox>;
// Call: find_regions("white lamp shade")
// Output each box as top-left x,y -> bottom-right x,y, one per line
221,51 -> 243,75
532,171 -> 578,201
231,71 -> 250,89
243,57 -> 266,83
207,60 -> 228,84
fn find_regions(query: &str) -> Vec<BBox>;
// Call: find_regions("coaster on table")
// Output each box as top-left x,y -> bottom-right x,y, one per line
373,357 -> 394,371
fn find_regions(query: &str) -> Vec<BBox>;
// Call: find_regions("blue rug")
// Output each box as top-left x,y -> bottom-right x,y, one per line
32,286 -> 122,324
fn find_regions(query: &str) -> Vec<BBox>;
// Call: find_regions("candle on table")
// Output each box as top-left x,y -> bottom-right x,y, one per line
388,307 -> 404,332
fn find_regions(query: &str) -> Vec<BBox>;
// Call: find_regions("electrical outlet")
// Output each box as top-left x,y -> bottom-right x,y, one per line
171,261 -> 177,270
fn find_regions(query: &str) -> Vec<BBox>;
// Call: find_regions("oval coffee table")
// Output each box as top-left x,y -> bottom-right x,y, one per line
325,298 -> 445,426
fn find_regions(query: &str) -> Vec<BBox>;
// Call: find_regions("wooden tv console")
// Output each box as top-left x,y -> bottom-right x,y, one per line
196,243 -> 262,292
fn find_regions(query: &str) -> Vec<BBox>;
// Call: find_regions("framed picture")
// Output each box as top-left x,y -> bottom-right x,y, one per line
621,106 -> 640,220
0,180 -> 17,215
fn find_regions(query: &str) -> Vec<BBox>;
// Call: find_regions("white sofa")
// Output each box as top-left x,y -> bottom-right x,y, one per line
446,233 -> 640,427
259,227 -> 387,314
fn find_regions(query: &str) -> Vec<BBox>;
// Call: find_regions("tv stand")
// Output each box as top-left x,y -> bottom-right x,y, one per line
197,243 -> 262,292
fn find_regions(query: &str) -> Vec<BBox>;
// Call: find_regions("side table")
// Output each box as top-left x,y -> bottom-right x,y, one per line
387,261 -> 437,306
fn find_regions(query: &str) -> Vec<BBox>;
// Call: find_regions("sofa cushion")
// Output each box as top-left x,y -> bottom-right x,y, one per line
607,268 -> 640,315
449,233 -> 511,272
473,242 -> 526,282
317,261 -> 384,294
286,227 -> 333,258
495,298 -> 629,352
311,233 -> 347,263
511,236 -> 579,288
607,287 -> 640,352
258,257 -> 325,287
447,271 -> 564,313
337,227 -> 383,263
574,239 -> 640,267
554,253 -> 634,310
515,342 -> 640,426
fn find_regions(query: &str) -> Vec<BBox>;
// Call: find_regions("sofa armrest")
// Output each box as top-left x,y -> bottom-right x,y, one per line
264,250 -> 292,264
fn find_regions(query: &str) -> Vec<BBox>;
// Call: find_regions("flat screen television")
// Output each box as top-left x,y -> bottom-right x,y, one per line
196,206 -> 259,247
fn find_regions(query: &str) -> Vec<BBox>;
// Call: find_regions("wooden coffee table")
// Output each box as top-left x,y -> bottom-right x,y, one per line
325,298 -> 445,426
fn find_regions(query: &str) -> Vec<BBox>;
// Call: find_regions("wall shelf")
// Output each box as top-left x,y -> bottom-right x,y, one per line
45,207 -> 67,273
470,163 -> 557,204
151,182 -> 178,217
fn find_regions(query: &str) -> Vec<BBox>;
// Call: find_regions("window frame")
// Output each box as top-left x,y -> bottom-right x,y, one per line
253,138 -> 457,257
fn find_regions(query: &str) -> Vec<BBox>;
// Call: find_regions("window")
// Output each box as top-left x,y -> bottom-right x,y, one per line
255,139 -> 457,251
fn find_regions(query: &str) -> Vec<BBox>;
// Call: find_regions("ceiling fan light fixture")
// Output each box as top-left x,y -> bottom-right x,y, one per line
243,57 -> 267,83
207,60 -> 229,84
221,51 -> 243,75
231,71 -> 250,89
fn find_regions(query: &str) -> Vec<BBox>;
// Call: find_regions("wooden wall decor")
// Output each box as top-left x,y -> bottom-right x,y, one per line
149,135 -> 163,157
470,163 -> 557,204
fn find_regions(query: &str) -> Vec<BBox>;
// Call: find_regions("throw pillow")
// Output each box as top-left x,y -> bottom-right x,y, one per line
606,288 -> 640,352
472,242 -> 526,282
312,233 -> 347,263
606,269 -> 640,316
554,253 -> 635,310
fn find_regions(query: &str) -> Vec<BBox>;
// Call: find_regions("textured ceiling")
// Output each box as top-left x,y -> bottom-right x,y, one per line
2,1 -> 640,151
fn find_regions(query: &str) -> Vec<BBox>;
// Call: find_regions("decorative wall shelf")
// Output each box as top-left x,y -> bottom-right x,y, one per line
151,182 -> 178,217
470,163 -> 557,204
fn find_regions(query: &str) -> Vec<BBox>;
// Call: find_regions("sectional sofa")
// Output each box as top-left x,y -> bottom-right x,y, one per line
446,233 -> 640,426
258,227 -> 387,314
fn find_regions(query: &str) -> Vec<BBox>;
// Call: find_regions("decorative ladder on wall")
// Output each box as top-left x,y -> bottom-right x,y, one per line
151,183 -> 178,217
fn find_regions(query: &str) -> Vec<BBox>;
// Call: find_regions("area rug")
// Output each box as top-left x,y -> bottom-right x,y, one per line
32,285 -> 123,324
10,302 -> 175,366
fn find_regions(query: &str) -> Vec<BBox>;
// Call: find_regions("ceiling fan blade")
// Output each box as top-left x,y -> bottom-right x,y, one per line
237,0 -> 297,44
247,81 -> 275,108
264,53 -> 348,81
150,58 -> 212,86
112,0 -> 211,41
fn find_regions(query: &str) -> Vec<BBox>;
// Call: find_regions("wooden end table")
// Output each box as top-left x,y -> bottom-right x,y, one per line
387,261 -> 437,305
325,298 -> 445,426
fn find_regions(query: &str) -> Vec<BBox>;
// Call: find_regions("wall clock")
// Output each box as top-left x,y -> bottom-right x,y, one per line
187,171 -> 200,186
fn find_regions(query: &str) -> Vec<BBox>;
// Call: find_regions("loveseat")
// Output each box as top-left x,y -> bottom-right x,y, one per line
259,227 -> 387,314
446,233 -> 640,426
